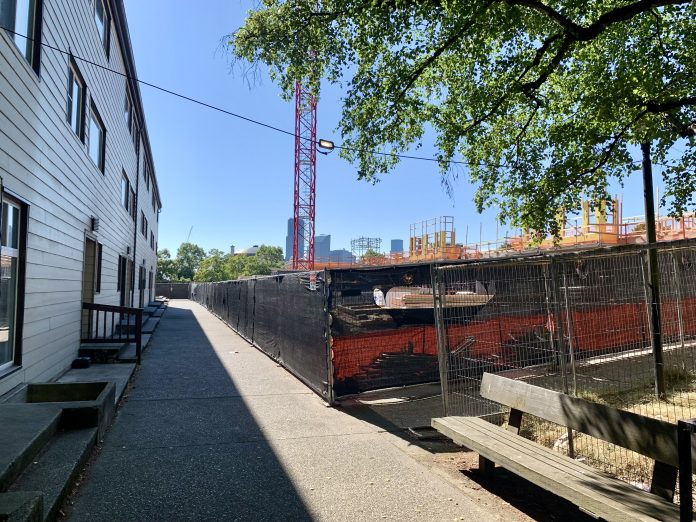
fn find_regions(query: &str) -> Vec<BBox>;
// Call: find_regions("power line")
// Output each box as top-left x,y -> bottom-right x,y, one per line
2,26 -> 471,165
1,26 -> 687,171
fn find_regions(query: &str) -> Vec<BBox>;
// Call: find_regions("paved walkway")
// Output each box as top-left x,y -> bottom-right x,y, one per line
68,301 -> 499,521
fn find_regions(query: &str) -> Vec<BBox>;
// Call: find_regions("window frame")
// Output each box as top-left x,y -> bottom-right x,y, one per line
66,60 -> 85,140
86,100 -> 106,173
2,0 -> 43,75
0,191 -> 28,374
124,91 -> 133,133
130,188 -> 136,222
93,0 -> 110,58
140,211 -> 147,238
121,172 -> 130,212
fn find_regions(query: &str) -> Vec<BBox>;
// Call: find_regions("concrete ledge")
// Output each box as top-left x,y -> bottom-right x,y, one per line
0,404 -> 62,492
10,429 -> 97,522
14,382 -> 116,440
0,491 -> 43,522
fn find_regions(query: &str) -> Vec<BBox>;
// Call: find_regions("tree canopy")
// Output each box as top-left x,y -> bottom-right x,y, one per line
230,0 -> 695,235
157,243 -> 285,282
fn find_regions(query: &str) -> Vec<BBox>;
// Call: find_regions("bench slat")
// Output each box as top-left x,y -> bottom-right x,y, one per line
433,416 -> 684,521
480,372 -> 696,468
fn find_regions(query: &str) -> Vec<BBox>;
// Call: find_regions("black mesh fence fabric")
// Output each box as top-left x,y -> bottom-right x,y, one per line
327,264 -> 442,397
155,283 -> 191,299
191,273 -> 329,399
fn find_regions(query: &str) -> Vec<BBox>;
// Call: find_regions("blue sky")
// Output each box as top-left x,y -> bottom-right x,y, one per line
123,0 -> 663,256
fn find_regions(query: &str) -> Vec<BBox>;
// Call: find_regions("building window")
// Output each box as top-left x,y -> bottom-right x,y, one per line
143,161 -> 150,192
1,0 -> 42,73
121,172 -> 129,211
0,193 -> 27,372
151,192 -> 156,213
93,0 -> 109,56
95,242 -> 102,293
66,62 -> 85,139
130,188 -> 136,222
86,102 -> 105,172
124,91 -> 132,132
150,231 -> 154,250
140,211 -> 147,237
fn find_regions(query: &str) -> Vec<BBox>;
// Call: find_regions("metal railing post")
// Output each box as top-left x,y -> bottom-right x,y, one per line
135,308 -> 142,365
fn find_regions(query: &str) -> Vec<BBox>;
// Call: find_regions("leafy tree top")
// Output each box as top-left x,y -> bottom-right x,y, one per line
231,0 -> 695,236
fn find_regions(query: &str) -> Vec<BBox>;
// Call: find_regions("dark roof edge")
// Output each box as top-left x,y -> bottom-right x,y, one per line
109,0 -> 161,209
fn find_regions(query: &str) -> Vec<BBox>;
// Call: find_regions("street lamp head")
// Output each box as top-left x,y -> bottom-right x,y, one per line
318,139 -> 335,151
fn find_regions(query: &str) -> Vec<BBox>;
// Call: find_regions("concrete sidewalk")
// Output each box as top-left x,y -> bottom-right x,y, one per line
67,301 -> 500,521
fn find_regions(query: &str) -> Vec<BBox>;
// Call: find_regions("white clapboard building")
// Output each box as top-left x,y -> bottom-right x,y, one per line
0,0 -> 161,395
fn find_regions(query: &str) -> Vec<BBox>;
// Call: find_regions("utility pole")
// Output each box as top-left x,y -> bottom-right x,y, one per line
642,142 -> 665,399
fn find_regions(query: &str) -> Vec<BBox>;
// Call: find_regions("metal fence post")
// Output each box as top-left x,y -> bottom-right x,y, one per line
546,259 -> 575,457
432,264 -> 450,416
640,248 -> 666,399
671,250 -> 686,352
562,269 -> 578,396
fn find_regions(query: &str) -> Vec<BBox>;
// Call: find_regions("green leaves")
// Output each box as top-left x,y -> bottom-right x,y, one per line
230,0 -> 695,236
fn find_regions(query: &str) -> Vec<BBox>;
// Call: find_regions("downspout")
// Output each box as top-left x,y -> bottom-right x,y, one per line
131,127 -> 140,307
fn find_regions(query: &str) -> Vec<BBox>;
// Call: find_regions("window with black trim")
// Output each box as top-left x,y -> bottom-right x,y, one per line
124,91 -> 132,133
86,101 -> 105,172
150,231 -> 154,250
129,188 -> 136,222
93,0 -> 109,57
121,172 -> 130,211
1,0 -> 42,73
66,61 -> 85,139
140,211 -> 147,238
0,192 -> 27,372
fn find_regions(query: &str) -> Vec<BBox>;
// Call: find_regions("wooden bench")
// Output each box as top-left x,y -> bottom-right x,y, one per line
432,372 -> 695,521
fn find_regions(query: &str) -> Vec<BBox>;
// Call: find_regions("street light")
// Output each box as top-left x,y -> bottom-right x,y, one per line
318,139 -> 335,152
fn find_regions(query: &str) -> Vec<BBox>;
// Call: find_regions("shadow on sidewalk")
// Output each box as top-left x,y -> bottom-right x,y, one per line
67,306 -> 313,521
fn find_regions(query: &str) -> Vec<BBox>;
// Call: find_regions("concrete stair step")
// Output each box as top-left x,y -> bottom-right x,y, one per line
0,491 -> 43,521
0,404 -> 62,492
9,428 -> 97,522
142,317 -> 159,334
116,334 -> 151,363
78,343 -> 128,360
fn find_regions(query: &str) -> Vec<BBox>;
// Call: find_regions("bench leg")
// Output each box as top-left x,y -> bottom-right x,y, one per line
650,461 -> 677,501
479,455 -> 495,476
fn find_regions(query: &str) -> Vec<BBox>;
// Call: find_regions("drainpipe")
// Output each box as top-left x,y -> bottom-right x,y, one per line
131,128 -> 141,308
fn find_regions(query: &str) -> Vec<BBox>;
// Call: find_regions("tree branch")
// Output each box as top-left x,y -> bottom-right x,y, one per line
646,96 -> 696,112
395,2 -> 494,103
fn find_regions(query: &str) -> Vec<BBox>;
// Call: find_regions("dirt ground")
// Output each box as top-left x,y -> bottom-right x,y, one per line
405,435 -> 597,522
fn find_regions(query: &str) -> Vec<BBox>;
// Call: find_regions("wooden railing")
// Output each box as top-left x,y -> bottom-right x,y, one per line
81,302 -> 143,364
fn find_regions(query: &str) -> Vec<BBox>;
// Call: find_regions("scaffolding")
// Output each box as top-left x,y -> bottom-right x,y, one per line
409,216 -> 459,261
351,237 -> 382,259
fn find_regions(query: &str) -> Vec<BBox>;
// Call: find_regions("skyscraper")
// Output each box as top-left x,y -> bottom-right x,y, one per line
285,217 -> 305,261
391,239 -> 404,253
315,234 -> 331,261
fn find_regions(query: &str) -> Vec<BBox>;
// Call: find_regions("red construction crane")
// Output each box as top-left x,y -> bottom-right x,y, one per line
292,81 -> 317,270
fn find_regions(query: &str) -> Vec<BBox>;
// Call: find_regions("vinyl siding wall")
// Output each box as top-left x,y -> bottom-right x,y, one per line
0,0 -> 160,395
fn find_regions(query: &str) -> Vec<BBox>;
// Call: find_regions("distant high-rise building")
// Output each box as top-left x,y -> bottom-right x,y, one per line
285,217 -> 305,261
329,249 -> 355,264
390,239 -> 404,253
315,234 -> 331,261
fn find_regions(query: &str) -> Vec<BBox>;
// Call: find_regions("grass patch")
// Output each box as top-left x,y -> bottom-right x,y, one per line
515,367 -> 696,501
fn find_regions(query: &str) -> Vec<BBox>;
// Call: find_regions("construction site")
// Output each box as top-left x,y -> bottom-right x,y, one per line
189,74 -> 696,513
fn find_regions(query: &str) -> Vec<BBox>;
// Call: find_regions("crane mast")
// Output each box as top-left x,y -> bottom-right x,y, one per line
292,81 -> 317,270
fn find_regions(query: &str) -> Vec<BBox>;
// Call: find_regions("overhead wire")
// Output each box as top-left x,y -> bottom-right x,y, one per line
0,25 -> 687,172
